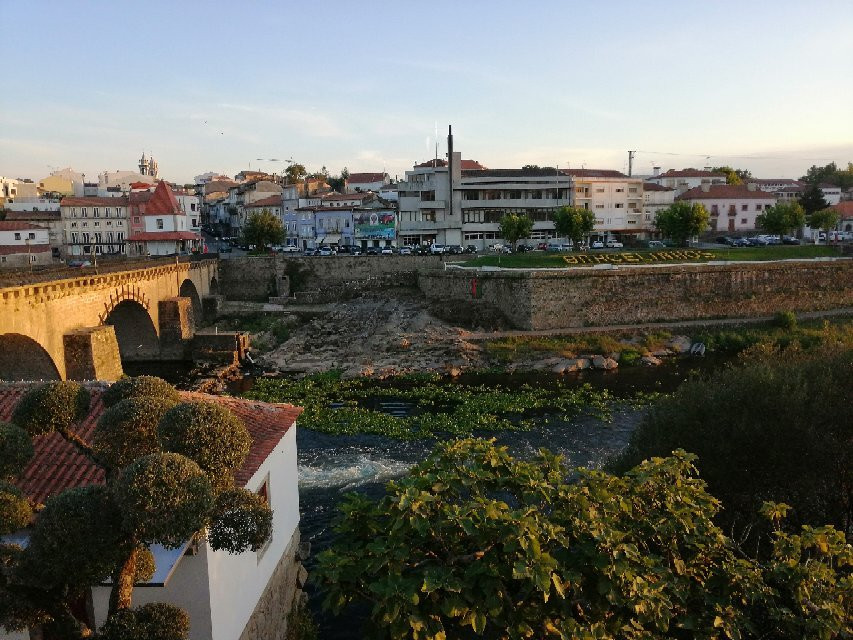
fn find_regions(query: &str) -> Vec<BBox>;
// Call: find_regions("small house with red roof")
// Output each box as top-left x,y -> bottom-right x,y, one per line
0,221 -> 53,267
677,183 -> 776,233
128,181 -> 201,257
344,171 -> 390,194
0,384 -> 304,640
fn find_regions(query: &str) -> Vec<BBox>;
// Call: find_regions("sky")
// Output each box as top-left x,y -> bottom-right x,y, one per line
2,0 -> 852,185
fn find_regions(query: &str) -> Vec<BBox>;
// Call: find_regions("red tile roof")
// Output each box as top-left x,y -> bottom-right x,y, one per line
346,172 -> 387,183
0,221 -> 48,231
0,384 -> 302,506
831,201 -> 853,219
244,196 -> 283,209
654,169 -> 727,179
561,168 -> 628,178
749,178 -> 801,185
0,244 -> 51,255
678,185 -> 778,200
642,182 -> 675,191
3,211 -> 60,221
322,192 -> 373,202
127,231 -> 200,241
144,181 -> 181,216
60,197 -> 129,207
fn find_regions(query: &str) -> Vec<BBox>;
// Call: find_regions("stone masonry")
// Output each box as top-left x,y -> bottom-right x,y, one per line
419,259 -> 853,330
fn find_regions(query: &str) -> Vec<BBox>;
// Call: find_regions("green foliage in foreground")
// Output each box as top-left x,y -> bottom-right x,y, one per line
693,318 -> 853,355
316,439 -> 852,639
244,372 -> 622,438
612,347 -> 853,542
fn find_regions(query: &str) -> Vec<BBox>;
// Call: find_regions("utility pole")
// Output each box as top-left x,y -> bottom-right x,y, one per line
627,150 -> 636,177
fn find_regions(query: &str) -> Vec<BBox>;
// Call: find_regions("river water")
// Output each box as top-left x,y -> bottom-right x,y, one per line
126,358 -> 725,638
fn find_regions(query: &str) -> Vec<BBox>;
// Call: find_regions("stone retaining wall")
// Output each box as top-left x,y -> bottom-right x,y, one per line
238,528 -> 306,640
418,260 -> 853,330
220,255 -> 444,301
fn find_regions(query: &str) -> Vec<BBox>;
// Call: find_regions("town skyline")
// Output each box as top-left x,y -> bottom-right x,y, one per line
2,0 -> 852,183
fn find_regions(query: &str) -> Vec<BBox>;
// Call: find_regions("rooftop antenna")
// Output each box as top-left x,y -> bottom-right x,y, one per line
434,121 -> 439,164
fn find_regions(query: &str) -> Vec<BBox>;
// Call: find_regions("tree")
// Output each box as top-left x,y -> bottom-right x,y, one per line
611,347 -> 852,541
499,212 -> 533,248
316,438 -> 852,639
799,161 -> 853,188
284,163 -> 307,185
653,200 -> 709,246
0,378 -> 272,639
553,205 -> 595,246
243,208 -> 283,251
799,183 -> 829,215
755,201 -> 806,238
808,207 -> 840,243
712,166 -> 753,185
328,167 -> 349,193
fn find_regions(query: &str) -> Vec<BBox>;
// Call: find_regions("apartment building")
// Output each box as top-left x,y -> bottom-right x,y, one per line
564,169 -> 645,238
127,181 -> 200,256
345,172 -> 390,194
0,221 -> 52,267
642,182 -> 677,229
59,196 -> 129,257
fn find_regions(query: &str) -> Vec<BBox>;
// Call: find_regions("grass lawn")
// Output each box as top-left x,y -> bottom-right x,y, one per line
457,244 -> 843,268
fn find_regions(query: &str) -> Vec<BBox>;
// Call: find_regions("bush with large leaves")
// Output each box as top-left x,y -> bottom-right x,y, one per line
316,438 -> 852,639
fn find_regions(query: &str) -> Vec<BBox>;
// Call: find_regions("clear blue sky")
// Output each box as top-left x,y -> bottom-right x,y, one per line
2,0 -> 852,184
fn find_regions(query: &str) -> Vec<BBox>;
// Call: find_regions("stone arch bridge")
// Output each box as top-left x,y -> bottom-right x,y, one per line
0,259 -> 219,381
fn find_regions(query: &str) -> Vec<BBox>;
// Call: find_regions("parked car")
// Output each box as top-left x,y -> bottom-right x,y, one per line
515,244 -> 531,253
445,245 -> 464,255
747,237 -> 768,246
399,246 -> 412,255
218,244 -> 232,253
281,245 -> 299,253
547,243 -> 572,252
317,247 -> 332,256
536,242 -> 548,251
732,238 -> 750,247
605,240 -> 624,249
782,235 -> 801,245
430,244 -> 446,255
366,246 -> 381,255
591,240 -> 604,249
380,246 -> 395,255
648,240 -> 665,248
464,245 -> 478,254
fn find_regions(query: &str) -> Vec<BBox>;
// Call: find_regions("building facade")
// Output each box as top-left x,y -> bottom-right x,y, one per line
345,172 -> 390,193
678,184 -> 776,233
0,221 -> 52,267
646,168 -> 727,195
127,181 -> 200,256
59,196 -> 129,257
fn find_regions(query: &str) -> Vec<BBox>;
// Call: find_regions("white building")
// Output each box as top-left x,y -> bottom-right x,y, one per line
0,386 -> 304,640
564,169 -> 646,238
60,196 -> 129,257
819,183 -> 842,206
128,181 -> 200,256
642,182 -> 677,230
748,178 -> 803,192
646,168 -> 727,195
173,190 -> 202,232
678,184 -> 776,233
0,221 -> 52,267
378,183 -> 399,202
345,172 -> 390,193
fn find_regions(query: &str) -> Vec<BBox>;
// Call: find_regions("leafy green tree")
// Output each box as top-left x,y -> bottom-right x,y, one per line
284,163 -> 307,184
612,347 -> 852,541
244,208 -> 283,251
755,201 -> 806,237
0,378 -> 272,639
553,205 -> 596,246
316,438 -> 852,639
499,212 -> 533,248
654,200 -> 709,245
800,160 -> 853,189
799,183 -> 829,215
712,166 -> 752,185
808,208 -> 840,242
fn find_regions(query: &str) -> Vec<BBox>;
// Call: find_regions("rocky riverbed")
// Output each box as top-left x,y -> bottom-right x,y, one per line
242,289 -> 699,378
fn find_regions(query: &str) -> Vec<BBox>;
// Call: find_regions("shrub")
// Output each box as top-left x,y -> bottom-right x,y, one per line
102,376 -> 180,408
773,310 -> 797,330
208,488 -> 272,553
0,422 -> 34,479
11,381 -> 90,436
94,396 -> 180,469
619,348 -> 642,366
0,482 -> 32,534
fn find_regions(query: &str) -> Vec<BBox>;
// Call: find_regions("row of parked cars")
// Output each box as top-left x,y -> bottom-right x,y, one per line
715,235 -> 799,247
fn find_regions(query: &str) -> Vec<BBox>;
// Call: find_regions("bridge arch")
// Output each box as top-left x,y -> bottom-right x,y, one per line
0,333 -> 61,381
104,300 -> 159,361
179,279 -> 202,327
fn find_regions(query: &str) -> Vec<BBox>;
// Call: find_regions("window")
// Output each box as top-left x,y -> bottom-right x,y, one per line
741,204 -> 748,211
191,203 -> 197,211
595,204 -> 605,209
81,208 -> 87,217
72,208 -> 78,217
629,187 -> 638,193
105,208 -> 111,217
156,219 -> 164,229
756,204 -> 762,210
133,217 -> 140,223
596,188 -> 605,193
615,188 -> 625,193
13,233 -> 20,240
711,204 -> 719,215
71,232 -> 79,244
71,222 -> 78,228
615,203 -> 624,208
93,208 -> 99,217
28,233 -> 35,239
94,222 -> 100,227
741,218 -> 747,225
1,257 -> 5,263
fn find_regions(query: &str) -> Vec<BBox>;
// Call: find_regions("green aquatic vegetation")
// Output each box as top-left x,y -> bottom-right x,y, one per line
243,373 -> 629,439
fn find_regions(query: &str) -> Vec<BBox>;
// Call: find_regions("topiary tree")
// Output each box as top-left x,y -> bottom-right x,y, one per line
101,375 -> 180,408
316,438 -> 852,639
0,377 -> 273,640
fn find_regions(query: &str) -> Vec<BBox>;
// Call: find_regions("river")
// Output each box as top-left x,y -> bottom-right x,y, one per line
127,356 -> 725,638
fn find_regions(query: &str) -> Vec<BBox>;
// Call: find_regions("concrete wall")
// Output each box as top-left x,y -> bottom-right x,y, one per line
219,255 -> 444,301
419,260 -> 853,330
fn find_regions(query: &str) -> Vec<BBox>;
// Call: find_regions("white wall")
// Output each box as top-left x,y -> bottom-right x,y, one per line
0,228 -> 49,246
207,426 -> 300,640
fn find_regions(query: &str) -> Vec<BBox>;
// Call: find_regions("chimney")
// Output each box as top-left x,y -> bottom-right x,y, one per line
747,182 -> 757,192
653,166 -> 661,177
701,183 -> 711,193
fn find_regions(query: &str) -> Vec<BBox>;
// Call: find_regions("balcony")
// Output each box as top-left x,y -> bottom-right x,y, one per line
419,200 -> 447,209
